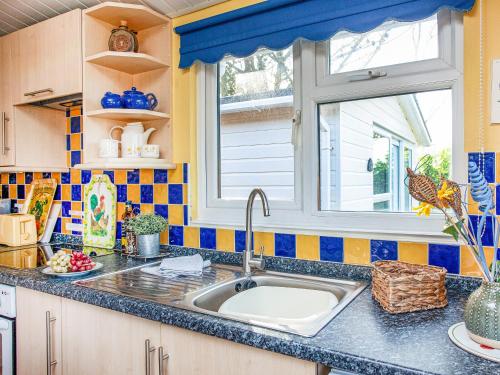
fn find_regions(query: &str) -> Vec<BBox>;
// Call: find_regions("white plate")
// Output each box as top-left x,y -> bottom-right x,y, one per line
448,322 -> 500,363
41,262 -> 103,278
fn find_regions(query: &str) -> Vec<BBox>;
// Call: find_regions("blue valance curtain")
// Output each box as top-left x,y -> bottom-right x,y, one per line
175,0 -> 475,69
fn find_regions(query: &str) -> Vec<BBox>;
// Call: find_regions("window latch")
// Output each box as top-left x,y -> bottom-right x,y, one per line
348,70 -> 387,82
291,109 -> 302,148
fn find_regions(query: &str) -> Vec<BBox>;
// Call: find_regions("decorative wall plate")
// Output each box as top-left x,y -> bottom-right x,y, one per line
23,178 -> 57,240
83,174 -> 117,249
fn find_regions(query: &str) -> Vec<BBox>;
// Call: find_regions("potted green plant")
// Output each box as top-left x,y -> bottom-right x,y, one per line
128,213 -> 167,257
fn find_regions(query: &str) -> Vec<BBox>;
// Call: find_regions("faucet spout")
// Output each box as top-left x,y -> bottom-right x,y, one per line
243,188 -> 270,277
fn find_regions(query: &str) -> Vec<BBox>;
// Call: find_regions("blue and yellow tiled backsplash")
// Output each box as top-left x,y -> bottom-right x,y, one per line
1,107 -> 499,278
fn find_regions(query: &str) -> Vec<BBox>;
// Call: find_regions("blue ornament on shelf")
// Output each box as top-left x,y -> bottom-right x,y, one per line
101,92 -> 122,109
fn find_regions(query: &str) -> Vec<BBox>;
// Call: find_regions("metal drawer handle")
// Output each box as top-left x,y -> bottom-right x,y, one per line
158,346 -> 169,375
24,88 -> 54,97
145,339 -> 156,375
45,311 -> 57,375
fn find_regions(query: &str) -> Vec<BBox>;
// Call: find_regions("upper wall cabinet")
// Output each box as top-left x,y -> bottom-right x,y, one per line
14,9 -> 82,105
0,34 -> 16,167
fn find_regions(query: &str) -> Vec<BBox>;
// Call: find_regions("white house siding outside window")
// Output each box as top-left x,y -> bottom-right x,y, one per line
197,11 -> 464,239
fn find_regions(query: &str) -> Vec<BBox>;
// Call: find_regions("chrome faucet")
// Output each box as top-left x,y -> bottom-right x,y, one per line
243,188 -> 270,277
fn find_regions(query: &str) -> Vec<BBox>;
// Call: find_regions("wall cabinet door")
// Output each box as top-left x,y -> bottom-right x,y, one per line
160,325 -> 317,375
0,34 -> 16,166
61,299 -> 161,375
16,287 -> 62,375
15,9 -> 82,104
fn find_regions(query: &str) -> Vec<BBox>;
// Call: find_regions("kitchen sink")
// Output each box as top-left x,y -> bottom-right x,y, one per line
76,263 -> 366,337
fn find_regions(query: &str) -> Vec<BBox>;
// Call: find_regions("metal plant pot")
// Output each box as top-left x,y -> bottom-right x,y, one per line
464,281 -> 500,349
136,233 -> 160,257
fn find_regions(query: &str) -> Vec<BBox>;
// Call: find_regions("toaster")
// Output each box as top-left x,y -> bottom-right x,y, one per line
0,214 -> 37,247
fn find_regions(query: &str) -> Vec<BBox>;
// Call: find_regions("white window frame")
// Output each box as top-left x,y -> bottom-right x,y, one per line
195,10 -> 465,243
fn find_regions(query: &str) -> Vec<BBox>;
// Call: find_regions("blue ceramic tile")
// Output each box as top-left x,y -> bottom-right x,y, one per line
61,201 -> 71,217
10,200 -> 17,213
71,185 -> 81,201
168,184 -> 183,204
183,163 -> 188,183
54,218 -> 61,233
468,152 -> 495,183
154,169 -> 168,184
70,116 -> 80,133
320,236 -> 344,262
42,172 -> 51,179
469,215 -> 495,247
61,172 -> 70,184
169,225 -> 184,246
116,221 -> 122,239
183,205 -> 188,226
71,151 -> 81,167
117,185 -> 127,203
496,185 -> 500,215
103,170 -> 114,183
66,135 -> 71,151
25,172 -> 33,185
127,169 -> 140,184
1,185 -> 8,199
235,230 -> 246,253
154,204 -> 168,219
140,185 -> 154,204
81,170 -> 91,184
429,243 -> 460,274
370,240 -> 398,262
72,218 -> 82,224
200,227 -> 216,250
54,185 -> 61,201
8,173 -> 15,184
275,233 -> 296,258
17,185 -> 25,200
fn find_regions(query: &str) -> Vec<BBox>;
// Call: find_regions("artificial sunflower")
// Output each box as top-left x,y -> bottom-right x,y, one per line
413,202 -> 433,217
437,181 -> 455,208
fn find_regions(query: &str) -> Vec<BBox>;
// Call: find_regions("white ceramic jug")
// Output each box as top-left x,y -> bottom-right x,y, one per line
109,122 -> 156,158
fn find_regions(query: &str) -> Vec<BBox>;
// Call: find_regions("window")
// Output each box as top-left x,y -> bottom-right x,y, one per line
198,10 -> 464,237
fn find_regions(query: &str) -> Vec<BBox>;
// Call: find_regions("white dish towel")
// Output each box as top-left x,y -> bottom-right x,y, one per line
141,254 -> 211,278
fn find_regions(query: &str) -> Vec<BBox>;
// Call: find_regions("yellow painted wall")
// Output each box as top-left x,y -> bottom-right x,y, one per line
464,0 -> 500,151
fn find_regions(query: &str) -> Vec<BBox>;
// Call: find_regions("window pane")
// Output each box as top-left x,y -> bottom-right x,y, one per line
218,47 -> 295,201
318,89 -> 452,212
329,15 -> 438,75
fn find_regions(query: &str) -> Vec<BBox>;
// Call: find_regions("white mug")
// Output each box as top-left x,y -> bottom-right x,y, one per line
141,144 -> 160,158
99,139 -> 119,158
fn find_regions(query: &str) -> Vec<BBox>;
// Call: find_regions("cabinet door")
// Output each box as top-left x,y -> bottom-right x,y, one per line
160,325 -> 317,375
62,299 -> 161,375
16,9 -> 82,104
0,34 -> 16,166
16,287 -> 62,375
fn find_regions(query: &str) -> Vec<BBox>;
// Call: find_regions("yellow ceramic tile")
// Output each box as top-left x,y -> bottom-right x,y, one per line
160,230 -> 169,245
344,238 -> 371,265
398,242 -> 428,265
183,184 -> 188,204
168,167 -> 183,183
141,204 -> 154,213
253,231 -> 275,256
114,170 -> 127,184
8,185 -> 16,199
460,246 -> 495,277
17,173 -> 24,185
1,174 -> 7,184
168,204 -> 184,225
116,203 -> 125,220
66,153 -> 71,167
467,189 -> 479,215
51,172 -> 61,184
61,185 -> 71,201
184,226 -> 200,248
33,172 -> 42,180
296,234 -> 320,261
71,201 -> 82,212
140,169 -> 154,184
70,107 -> 81,117
70,169 -> 80,184
62,218 -> 71,234
153,184 -> 168,204
127,185 -> 140,203
216,229 -> 235,252
70,134 -> 81,150
66,118 -> 71,134
92,169 -> 103,175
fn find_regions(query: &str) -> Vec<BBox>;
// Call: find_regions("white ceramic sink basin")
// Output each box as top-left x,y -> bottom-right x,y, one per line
218,286 -> 339,324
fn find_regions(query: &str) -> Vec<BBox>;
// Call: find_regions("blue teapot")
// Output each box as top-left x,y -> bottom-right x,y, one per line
121,87 -> 158,110
101,92 -> 122,108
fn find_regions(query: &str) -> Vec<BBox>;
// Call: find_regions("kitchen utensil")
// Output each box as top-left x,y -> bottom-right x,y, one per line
101,92 -> 122,109
40,203 -> 61,244
121,87 -> 158,110
22,179 -> 57,241
109,122 -> 156,158
108,20 -> 138,53
83,174 -> 117,249
0,214 -> 37,247
42,262 -> 103,277
141,144 -> 160,158
99,138 -> 120,158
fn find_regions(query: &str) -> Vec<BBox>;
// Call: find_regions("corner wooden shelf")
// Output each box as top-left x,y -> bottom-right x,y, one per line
86,109 -> 170,122
86,51 -> 169,74
0,166 -> 69,173
74,159 -> 176,170
85,2 -> 170,31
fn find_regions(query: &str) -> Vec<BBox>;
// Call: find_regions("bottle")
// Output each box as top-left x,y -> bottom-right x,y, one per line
121,201 -> 135,253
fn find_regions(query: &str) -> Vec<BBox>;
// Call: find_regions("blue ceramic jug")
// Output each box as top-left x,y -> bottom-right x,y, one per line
121,87 -> 158,110
101,92 -> 122,108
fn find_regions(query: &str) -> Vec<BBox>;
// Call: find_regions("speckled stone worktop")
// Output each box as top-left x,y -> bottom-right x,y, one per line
0,245 -> 497,375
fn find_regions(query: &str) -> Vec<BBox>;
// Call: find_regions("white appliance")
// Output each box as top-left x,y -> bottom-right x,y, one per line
0,284 -> 16,375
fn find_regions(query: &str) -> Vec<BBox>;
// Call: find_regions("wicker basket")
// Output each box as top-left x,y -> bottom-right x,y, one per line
372,261 -> 448,314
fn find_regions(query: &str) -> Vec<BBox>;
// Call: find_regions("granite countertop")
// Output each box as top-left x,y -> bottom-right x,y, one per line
0,245 -> 497,375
